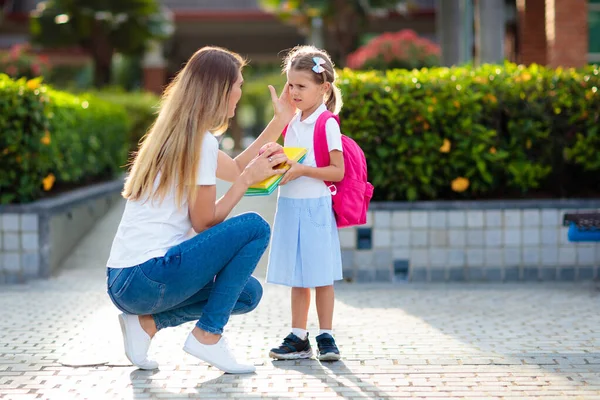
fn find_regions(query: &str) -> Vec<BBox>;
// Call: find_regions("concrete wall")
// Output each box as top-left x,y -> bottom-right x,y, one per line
0,179 -> 123,284
341,200 -> 600,283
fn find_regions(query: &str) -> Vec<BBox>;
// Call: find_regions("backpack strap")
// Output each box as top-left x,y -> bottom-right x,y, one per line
313,111 -> 339,167
282,124 -> 288,138
313,110 -> 340,193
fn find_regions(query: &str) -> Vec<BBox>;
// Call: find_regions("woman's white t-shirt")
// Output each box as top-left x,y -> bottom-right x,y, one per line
106,132 -> 219,268
279,103 -> 343,199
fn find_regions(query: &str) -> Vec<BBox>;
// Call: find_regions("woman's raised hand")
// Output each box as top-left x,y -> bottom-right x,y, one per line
268,83 -> 295,124
241,144 -> 288,186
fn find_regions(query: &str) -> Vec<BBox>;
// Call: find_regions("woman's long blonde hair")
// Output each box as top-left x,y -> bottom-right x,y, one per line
123,46 -> 245,207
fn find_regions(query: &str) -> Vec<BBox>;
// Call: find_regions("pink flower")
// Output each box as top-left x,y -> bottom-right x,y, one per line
346,29 -> 440,70
426,43 -> 441,56
31,63 -> 41,76
6,65 -> 18,76
397,30 -> 418,41
9,43 -> 31,60
9,45 -> 22,60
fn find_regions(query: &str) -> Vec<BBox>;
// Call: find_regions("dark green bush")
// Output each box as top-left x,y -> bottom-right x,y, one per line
337,63 -> 600,201
0,75 -> 129,204
90,88 -> 160,153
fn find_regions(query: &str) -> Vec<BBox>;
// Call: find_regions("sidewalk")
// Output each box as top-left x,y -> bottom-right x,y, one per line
1,181 -> 600,399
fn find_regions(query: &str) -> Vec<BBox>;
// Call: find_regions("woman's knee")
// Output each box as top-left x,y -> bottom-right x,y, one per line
238,212 -> 270,241
242,276 -> 263,312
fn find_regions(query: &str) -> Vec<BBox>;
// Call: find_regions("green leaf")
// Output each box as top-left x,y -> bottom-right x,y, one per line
406,187 -> 417,201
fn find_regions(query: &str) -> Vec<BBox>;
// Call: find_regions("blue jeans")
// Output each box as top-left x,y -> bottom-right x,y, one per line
106,212 -> 269,334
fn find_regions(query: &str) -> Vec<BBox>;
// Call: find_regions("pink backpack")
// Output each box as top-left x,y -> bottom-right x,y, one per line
283,111 -> 374,228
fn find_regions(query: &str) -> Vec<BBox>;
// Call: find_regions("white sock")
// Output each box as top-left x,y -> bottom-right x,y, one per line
291,328 -> 308,340
319,329 -> 334,336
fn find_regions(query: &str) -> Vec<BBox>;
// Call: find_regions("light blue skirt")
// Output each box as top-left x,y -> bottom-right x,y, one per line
266,196 -> 343,288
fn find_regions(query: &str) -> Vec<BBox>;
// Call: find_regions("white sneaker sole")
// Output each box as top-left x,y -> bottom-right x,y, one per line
269,348 -> 313,360
318,352 -> 341,361
118,314 -> 158,370
183,345 -> 256,374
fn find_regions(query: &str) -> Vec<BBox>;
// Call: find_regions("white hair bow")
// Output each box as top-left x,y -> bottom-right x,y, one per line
312,57 -> 326,73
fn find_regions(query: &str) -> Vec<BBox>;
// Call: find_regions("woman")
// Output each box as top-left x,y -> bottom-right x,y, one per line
105,46 -> 295,374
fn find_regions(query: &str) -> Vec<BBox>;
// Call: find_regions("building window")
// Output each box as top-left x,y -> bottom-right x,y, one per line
590,0 -> 600,63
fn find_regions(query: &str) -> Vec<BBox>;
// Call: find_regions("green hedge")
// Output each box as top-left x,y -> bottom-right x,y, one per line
0,75 -> 129,204
90,89 -> 160,152
237,71 -> 286,138
338,63 -> 600,201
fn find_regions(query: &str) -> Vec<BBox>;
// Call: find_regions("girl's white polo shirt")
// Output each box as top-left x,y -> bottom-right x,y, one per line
280,103 -> 343,199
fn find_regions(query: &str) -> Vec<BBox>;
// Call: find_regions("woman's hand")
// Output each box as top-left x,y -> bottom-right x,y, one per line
259,142 -> 284,157
280,159 -> 305,185
241,147 -> 289,186
268,83 -> 295,124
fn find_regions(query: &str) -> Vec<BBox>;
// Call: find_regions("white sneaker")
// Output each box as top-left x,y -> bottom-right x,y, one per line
183,332 -> 255,374
118,313 -> 159,370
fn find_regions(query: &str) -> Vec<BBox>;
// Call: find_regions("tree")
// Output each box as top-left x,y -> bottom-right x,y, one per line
260,0 -> 407,65
30,0 -> 173,87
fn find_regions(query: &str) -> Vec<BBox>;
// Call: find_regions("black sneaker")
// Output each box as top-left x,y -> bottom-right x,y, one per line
315,333 -> 341,361
269,333 -> 313,360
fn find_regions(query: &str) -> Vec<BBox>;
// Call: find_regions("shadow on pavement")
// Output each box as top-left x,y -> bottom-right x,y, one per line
127,359 -> 396,399
129,368 -> 260,399
270,358 -> 395,398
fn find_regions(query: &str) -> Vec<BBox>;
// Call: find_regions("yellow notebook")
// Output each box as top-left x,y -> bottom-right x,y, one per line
245,147 -> 307,196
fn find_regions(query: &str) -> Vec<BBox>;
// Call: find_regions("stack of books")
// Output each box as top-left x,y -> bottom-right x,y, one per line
245,147 -> 307,196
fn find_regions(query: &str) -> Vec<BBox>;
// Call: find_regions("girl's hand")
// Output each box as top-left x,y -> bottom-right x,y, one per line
280,160 -> 305,185
268,83 -> 295,124
241,148 -> 288,186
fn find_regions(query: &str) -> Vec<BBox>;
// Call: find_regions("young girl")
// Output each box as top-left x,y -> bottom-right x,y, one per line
106,46 -> 295,374
267,46 -> 344,361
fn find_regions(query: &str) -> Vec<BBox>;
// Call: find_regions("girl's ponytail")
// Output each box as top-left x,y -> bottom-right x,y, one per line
326,83 -> 343,115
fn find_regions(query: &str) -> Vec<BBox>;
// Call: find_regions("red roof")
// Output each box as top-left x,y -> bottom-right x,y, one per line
161,0 -> 262,11
9,0 -> 435,13
6,0 -> 263,13
4,0 -> 434,21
